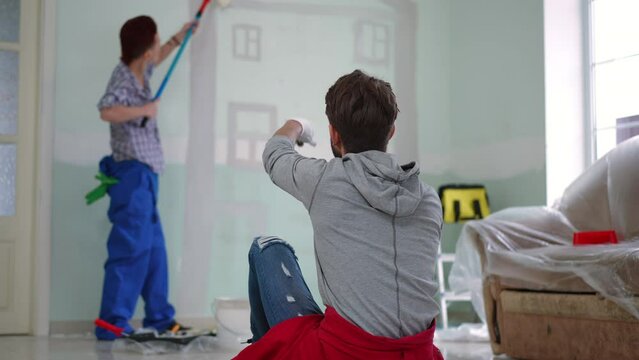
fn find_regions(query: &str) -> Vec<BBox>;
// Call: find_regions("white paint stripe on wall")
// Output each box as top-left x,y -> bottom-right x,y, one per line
53,131 -> 190,165
53,133 -> 247,167
55,131 -> 544,181
53,133 -> 235,167
421,136 -> 545,180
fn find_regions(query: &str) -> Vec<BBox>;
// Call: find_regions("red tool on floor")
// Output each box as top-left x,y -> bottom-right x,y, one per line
94,319 -> 216,345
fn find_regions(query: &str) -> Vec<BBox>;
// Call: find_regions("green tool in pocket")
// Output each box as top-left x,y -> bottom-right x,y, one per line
85,172 -> 119,205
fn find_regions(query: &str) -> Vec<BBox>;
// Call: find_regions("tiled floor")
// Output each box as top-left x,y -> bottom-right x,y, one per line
0,335 -> 512,360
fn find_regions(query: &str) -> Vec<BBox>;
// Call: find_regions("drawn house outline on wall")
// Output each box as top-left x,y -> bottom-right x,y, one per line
181,0 -> 419,311
219,0 -> 417,167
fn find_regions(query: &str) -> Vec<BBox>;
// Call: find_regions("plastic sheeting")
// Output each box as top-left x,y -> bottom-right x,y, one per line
450,136 -> 639,321
110,335 -> 223,355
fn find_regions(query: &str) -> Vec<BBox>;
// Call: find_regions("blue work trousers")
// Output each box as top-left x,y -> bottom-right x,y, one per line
95,156 -> 175,340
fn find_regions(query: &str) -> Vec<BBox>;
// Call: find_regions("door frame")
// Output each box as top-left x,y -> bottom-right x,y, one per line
32,0 -> 56,336
0,0 -> 41,335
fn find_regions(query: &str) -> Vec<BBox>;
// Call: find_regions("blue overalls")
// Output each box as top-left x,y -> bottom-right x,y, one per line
95,155 -> 175,340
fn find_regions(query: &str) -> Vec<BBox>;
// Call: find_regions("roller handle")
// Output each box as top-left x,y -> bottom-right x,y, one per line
95,318 -> 128,337
141,0 -> 212,128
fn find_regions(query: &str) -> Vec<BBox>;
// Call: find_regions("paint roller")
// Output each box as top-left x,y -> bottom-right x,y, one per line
141,0 -> 233,127
94,318 -> 217,345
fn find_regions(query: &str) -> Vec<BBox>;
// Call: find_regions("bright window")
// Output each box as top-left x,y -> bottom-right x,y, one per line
591,0 -> 639,159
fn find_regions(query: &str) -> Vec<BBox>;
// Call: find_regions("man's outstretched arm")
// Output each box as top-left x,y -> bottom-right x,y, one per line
263,119 -> 326,210
273,119 -> 317,146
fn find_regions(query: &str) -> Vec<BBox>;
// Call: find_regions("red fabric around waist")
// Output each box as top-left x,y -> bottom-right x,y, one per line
234,307 -> 443,360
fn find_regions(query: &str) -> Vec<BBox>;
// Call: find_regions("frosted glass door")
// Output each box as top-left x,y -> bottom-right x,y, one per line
0,0 -> 20,43
0,50 -> 19,136
0,0 -> 37,335
0,145 -> 16,216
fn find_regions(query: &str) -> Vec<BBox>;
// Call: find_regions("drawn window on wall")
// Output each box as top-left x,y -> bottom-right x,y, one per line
355,21 -> 390,65
228,103 -> 277,167
233,24 -> 261,61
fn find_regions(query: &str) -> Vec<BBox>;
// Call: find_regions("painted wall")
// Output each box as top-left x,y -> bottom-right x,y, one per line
417,0 -> 546,250
50,0 -> 412,323
50,0 -> 546,326
419,0 -> 546,207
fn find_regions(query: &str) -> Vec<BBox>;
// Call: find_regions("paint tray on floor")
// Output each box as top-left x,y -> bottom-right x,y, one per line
95,319 -> 219,354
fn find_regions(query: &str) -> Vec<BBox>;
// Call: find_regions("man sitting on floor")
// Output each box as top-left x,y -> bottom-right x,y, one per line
235,70 -> 444,360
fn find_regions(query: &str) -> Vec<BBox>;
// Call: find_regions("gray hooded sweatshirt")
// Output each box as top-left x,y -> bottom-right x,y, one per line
263,136 -> 442,339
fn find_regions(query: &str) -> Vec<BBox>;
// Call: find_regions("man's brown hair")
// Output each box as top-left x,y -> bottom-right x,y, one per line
325,70 -> 399,153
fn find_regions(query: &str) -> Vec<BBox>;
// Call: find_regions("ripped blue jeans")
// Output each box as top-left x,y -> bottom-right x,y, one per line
248,236 -> 323,342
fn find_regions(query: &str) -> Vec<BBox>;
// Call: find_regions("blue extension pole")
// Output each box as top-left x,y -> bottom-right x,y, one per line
141,0 -> 212,127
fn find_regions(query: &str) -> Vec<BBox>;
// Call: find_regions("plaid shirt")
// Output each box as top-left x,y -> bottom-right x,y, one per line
98,62 -> 164,174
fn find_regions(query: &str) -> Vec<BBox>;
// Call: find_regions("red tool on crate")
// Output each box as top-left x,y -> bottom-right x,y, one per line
573,230 -> 618,246
95,319 -> 216,345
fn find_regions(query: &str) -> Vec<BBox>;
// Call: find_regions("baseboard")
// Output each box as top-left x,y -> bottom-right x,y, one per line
50,317 -> 217,335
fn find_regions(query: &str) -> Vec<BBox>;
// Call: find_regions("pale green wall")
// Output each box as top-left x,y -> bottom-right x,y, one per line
417,0 -> 451,157
417,0 -> 546,209
416,0 -> 546,324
